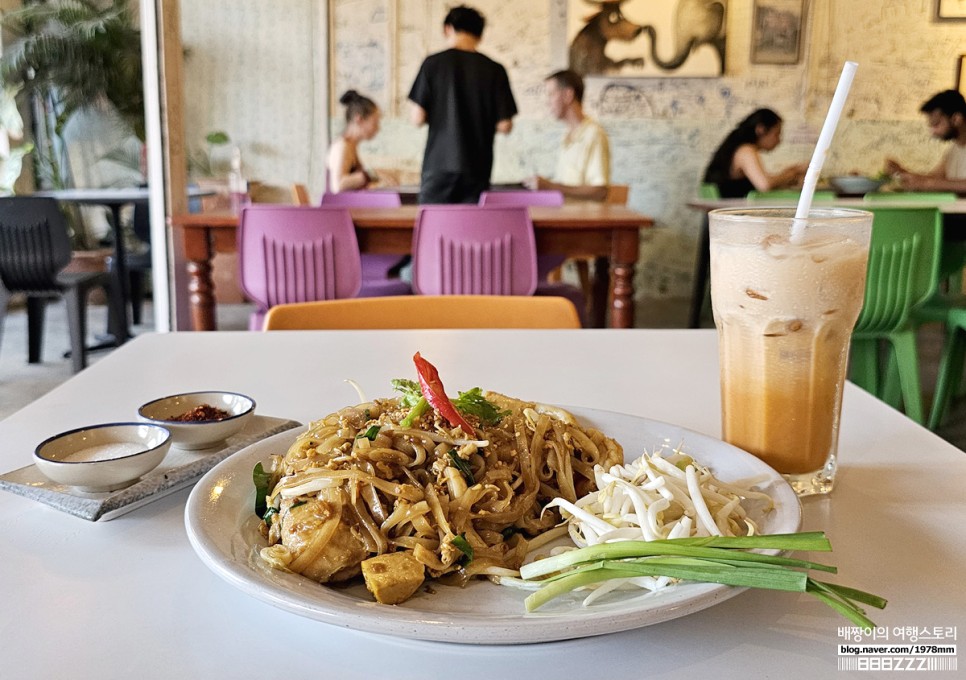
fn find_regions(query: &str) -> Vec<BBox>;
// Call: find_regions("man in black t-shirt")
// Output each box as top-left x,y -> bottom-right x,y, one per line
408,5 -> 518,204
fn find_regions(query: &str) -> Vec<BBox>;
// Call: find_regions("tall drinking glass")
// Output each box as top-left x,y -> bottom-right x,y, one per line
709,208 -> 872,496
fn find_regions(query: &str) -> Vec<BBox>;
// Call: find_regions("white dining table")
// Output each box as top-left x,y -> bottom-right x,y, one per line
0,329 -> 963,679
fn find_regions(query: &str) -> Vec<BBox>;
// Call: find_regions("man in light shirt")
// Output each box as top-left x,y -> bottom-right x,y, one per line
886,89 -> 966,193
525,70 -> 610,201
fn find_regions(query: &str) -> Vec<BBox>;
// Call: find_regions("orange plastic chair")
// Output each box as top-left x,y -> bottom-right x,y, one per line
262,295 -> 582,330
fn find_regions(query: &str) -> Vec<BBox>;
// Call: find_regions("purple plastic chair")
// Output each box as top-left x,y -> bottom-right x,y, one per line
412,206 -> 538,296
319,191 -> 411,296
238,205 -> 362,330
479,190 -> 567,280
410,206 -> 585,325
477,191 -> 584,315
478,190 -> 564,207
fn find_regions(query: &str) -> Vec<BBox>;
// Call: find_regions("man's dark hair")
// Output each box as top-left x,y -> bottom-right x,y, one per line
444,5 -> 485,38
920,90 -> 966,118
547,69 -> 585,104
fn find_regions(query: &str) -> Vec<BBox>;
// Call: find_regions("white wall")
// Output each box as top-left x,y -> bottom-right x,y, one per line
180,0 -> 327,197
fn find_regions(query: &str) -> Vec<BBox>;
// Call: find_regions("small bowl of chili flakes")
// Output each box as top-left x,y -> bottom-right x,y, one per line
138,391 -> 255,450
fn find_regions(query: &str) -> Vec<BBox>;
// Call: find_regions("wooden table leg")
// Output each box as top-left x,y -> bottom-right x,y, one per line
608,229 -> 639,329
181,226 -> 217,331
187,259 -> 216,331
610,262 -> 634,328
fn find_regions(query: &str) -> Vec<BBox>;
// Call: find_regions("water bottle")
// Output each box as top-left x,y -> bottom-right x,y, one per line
228,147 -> 249,213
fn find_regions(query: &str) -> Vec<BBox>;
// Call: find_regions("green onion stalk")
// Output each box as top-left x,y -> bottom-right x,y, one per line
519,532 -> 886,628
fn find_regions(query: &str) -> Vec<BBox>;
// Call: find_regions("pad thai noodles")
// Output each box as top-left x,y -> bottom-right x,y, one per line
254,353 -> 622,604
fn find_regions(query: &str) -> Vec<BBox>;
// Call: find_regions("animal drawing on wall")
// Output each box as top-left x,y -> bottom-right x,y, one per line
568,1 -> 645,75
567,0 -> 727,78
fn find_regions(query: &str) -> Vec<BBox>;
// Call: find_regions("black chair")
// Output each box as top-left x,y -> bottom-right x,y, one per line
106,201 -> 150,325
0,196 -> 124,372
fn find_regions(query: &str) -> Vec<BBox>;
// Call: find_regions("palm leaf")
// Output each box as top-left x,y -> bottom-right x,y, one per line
0,0 -> 143,140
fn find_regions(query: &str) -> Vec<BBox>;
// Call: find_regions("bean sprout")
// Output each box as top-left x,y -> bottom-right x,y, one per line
539,447 -> 775,604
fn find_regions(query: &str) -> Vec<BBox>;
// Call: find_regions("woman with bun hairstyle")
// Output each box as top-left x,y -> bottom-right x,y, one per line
703,108 -> 808,198
327,90 -> 381,193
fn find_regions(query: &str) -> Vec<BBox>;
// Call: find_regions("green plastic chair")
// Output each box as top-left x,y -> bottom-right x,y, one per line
698,183 -> 720,199
863,192 -> 957,203
915,296 -> 966,429
864,194 -> 961,292
747,189 -> 835,201
908,213 -> 966,429
849,207 -> 943,424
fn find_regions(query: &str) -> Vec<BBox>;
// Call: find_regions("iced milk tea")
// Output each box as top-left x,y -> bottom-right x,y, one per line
710,209 -> 872,495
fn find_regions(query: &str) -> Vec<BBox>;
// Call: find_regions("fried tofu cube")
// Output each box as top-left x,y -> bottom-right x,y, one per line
360,552 -> 426,605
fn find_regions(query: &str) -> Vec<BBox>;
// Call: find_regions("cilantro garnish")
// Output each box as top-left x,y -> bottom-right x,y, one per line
453,388 -> 510,426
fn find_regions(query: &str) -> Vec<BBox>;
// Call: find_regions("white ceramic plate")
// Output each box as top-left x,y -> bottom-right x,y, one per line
184,407 -> 801,645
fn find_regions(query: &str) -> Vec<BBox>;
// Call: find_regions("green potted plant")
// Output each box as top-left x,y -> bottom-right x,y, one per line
189,130 -> 232,178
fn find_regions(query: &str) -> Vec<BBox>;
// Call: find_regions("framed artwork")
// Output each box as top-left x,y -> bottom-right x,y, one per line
566,0 -> 727,78
958,55 -> 966,96
936,0 -> 966,20
751,0 -> 805,65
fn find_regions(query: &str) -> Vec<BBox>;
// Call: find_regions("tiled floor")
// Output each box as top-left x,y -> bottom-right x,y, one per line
2,295 -> 965,452
0,298 -> 250,421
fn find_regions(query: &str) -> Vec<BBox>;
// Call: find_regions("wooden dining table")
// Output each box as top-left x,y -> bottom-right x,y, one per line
172,204 -> 652,330
1,329 -> 963,678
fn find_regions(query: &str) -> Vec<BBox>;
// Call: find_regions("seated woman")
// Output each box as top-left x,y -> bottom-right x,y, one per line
327,90 -> 382,193
703,108 -> 808,198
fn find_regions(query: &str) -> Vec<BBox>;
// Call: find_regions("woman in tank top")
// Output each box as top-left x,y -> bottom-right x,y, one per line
703,108 -> 808,198
327,90 -> 381,193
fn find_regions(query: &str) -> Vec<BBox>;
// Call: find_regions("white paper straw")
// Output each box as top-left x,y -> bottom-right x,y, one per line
791,61 -> 859,240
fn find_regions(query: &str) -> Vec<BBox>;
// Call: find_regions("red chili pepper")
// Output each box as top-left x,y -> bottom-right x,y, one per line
412,352 -> 476,435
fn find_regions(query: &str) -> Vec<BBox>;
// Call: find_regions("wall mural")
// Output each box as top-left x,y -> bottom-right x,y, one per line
567,0 -> 727,77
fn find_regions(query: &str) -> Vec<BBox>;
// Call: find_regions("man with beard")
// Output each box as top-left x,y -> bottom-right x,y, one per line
886,90 -> 966,193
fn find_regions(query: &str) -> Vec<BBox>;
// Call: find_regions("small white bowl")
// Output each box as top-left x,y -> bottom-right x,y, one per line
829,176 -> 886,196
138,391 -> 255,450
34,423 -> 172,492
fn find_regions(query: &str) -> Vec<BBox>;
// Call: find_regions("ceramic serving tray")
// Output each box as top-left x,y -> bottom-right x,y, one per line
0,414 -> 301,521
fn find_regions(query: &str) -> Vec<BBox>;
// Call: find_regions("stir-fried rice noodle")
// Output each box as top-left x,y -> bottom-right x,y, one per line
258,393 -> 622,589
